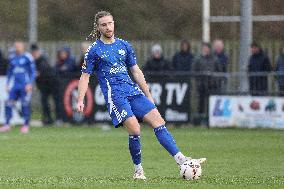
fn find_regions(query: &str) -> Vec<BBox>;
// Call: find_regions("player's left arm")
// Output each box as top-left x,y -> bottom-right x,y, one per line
130,65 -> 154,104
26,54 -> 36,92
29,60 -> 36,84
125,42 -> 154,103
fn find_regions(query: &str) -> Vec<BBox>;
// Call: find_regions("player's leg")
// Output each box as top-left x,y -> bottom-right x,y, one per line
0,100 -> 14,132
20,88 -> 32,133
40,88 -> 53,124
109,98 -> 145,180
130,94 -> 204,165
0,88 -> 17,132
143,108 -> 189,165
122,116 -> 145,179
51,84 -> 62,123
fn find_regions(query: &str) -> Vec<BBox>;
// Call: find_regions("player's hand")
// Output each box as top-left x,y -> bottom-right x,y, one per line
25,84 -> 33,93
77,101 -> 85,113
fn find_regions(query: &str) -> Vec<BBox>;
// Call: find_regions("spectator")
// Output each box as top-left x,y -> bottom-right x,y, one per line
276,45 -> 284,96
172,39 -> 194,71
55,45 -> 76,73
143,44 -> 171,71
30,44 -> 62,125
0,49 -> 8,75
248,42 -> 271,96
213,39 -> 229,93
193,42 -> 221,125
76,42 -> 91,72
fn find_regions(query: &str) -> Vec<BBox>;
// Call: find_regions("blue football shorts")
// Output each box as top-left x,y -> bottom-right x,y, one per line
8,86 -> 32,104
107,94 -> 156,128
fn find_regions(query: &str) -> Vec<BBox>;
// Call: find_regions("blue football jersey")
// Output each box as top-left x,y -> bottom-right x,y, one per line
7,52 -> 36,88
82,38 -> 143,103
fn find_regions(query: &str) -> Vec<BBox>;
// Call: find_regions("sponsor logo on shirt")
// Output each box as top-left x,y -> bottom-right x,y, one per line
109,63 -> 127,74
13,67 -> 25,73
118,49 -> 126,56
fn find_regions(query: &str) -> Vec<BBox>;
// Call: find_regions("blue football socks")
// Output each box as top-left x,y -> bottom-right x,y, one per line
129,135 -> 142,165
22,103 -> 31,125
5,101 -> 13,125
154,125 -> 180,156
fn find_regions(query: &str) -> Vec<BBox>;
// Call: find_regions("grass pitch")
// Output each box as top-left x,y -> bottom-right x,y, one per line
0,125 -> 283,189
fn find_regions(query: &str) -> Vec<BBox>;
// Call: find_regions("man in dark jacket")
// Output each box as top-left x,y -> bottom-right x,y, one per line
143,44 -> 171,72
55,45 -> 76,74
172,39 -> 194,71
193,43 -> 222,125
213,39 -> 229,94
0,49 -> 8,75
30,44 -> 62,125
248,42 -> 271,96
276,46 -> 284,96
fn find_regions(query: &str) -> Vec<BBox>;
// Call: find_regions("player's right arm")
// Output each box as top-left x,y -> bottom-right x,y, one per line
77,71 -> 90,113
77,43 -> 96,113
130,65 -> 155,104
25,53 -> 36,93
124,41 -> 155,104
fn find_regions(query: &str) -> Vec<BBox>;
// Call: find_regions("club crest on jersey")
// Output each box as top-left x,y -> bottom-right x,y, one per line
121,110 -> 127,118
118,49 -> 126,56
110,63 -> 127,74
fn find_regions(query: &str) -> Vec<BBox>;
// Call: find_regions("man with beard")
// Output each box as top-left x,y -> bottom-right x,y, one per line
76,11 -> 206,180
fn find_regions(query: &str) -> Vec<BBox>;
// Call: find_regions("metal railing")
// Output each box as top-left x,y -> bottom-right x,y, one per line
0,40 -> 282,71
27,71 -> 284,124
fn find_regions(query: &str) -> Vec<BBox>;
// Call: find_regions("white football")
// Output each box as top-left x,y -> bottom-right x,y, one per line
180,158 -> 206,180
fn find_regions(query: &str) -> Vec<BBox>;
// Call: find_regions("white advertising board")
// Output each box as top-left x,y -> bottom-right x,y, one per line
0,76 -> 24,125
209,95 -> 284,129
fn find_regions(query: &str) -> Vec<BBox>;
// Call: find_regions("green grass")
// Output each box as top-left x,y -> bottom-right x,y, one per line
0,126 -> 283,189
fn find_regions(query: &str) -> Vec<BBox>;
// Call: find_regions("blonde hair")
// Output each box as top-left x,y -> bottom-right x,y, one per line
86,11 -> 112,41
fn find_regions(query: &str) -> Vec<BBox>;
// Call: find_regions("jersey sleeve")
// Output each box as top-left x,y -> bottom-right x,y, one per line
125,42 -> 137,68
82,45 -> 96,74
26,53 -> 36,84
29,60 -> 36,84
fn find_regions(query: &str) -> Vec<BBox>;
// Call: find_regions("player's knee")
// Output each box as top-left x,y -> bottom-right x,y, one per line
155,117 -> 166,127
129,126 -> 141,135
21,98 -> 31,107
22,101 -> 30,107
133,131 -> 141,136
147,119 -> 166,129
5,100 -> 14,107
123,116 -> 141,135
160,118 -> 166,125
147,111 -> 166,128
128,124 -> 141,135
